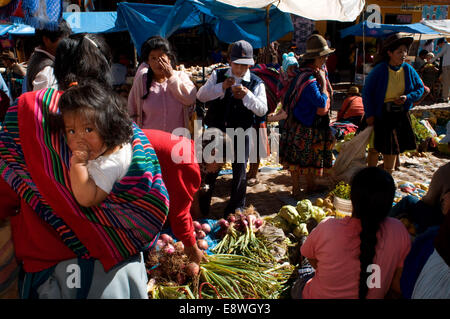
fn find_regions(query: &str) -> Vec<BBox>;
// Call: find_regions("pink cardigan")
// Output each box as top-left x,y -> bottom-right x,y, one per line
127,66 -> 197,133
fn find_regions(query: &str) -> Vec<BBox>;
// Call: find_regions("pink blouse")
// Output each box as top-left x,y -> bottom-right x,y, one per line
127,69 -> 197,133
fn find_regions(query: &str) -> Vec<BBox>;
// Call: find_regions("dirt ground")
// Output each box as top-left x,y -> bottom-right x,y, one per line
205,101 -> 450,220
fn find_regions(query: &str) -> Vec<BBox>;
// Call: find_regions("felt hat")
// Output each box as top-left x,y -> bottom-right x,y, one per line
0,50 -> 17,62
348,86 -> 360,95
300,34 -> 335,60
381,33 -> 413,54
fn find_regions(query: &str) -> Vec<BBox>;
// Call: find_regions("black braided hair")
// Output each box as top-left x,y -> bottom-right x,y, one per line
350,167 -> 396,299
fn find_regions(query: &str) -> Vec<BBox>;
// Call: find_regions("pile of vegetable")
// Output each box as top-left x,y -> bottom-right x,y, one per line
212,206 -> 275,263
270,199 -> 329,240
192,221 -> 213,251
330,181 -> 351,200
146,250 -> 294,299
199,254 -> 294,299
145,237 -> 201,288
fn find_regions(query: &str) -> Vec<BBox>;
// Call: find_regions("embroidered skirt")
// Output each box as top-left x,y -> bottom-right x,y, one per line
279,115 -> 334,176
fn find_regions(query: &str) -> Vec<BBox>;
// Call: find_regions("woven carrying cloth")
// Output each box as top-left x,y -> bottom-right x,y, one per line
21,0 -> 62,30
0,89 -> 169,271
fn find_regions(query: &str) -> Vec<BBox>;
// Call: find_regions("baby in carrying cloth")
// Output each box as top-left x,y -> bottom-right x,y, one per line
57,81 -> 133,207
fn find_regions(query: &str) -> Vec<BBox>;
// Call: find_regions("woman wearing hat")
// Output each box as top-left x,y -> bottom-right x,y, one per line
362,33 -> 424,174
337,86 -> 365,126
0,50 -> 26,102
279,34 -> 335,198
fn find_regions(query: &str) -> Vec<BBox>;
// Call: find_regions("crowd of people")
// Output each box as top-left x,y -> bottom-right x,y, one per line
0,18 -> 449,299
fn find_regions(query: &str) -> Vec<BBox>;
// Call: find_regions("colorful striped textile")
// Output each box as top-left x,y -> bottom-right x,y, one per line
281,68 -> 316,115
0,89 -> 169,271
250,64 -> 281,114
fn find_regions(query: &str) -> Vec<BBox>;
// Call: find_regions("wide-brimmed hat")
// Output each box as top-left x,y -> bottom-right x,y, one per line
230,40 -> 254,65
381,33 -> 414,54
0,50 -> 17,62
300,34 -> 335,60
0,50 -> 16,61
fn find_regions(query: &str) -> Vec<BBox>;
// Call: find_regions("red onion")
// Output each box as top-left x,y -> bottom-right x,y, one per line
164,244 -> 175,254
197,239 -> 209,250
156,239 -> 165,249
227,215 -> 236,223
201,223 -> 211,233
160,233 -> 173,244
173,241 -> 184,252
218,218 -> 228,229
176,272 -> 186,284
193,221 -> 202,231
186,262 -> 200,277
196,230 -> 206,239
254,219 -> 263,228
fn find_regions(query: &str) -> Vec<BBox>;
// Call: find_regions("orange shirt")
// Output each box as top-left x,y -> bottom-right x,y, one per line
337,96 -> 365,121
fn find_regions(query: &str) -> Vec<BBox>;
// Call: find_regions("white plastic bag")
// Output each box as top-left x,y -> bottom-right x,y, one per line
331,126 -> 374,183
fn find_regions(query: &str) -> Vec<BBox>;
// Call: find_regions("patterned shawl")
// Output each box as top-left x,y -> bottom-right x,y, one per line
250,64 -> 281,114
0,89 -> 169,271
281,67 -> 316,115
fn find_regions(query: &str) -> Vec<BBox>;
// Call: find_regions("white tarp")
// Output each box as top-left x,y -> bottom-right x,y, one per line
420,19 -> 450,36
215,0 -> 365,22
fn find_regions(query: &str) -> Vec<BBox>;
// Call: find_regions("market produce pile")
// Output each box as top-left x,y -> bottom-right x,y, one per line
178,63 -> 227,84
146,207 -> 294,299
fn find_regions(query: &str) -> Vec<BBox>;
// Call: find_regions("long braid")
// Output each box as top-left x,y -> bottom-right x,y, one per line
351,167 -> 395,299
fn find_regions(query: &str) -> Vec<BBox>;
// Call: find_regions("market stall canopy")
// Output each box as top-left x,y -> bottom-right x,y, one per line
63,11 -> 125,34
340,21 -> 441,39
420,19 -> 450,37
117,0 -> 293,54
0,11 -> 124,36
215,0 -> 365,22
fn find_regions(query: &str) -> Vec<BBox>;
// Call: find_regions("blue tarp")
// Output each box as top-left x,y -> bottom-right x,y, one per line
340,21 -> 440,38
117,0 -> 293,54
1,11 -> 123,36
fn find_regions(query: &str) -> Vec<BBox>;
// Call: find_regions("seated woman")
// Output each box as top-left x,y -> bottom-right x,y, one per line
336,86 -> 365,127
291,167 -> 411,299
411,205 -> 450,299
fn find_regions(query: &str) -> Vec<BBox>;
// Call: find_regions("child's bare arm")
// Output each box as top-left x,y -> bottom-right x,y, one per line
70,145 -> 108,207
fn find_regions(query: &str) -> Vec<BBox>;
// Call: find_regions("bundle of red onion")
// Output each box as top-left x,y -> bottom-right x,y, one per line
146,235 -> 201,287
212,207 -> 274,263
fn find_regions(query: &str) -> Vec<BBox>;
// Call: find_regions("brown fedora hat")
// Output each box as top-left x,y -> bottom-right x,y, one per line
0,50 -> 17,62
381,33 -> 413,53
300,34 -> 335,60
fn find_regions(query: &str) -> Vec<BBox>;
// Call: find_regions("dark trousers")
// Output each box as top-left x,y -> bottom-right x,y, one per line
199,134 -> 250,217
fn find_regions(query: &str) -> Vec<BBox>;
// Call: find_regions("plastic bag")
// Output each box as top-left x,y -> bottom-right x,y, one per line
331,126 -> 374,183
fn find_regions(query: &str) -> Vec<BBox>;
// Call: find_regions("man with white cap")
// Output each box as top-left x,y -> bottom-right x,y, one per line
197,40 -> 268,217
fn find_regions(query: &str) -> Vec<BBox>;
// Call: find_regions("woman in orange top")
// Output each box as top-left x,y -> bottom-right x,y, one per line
337,86 -> 365,126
